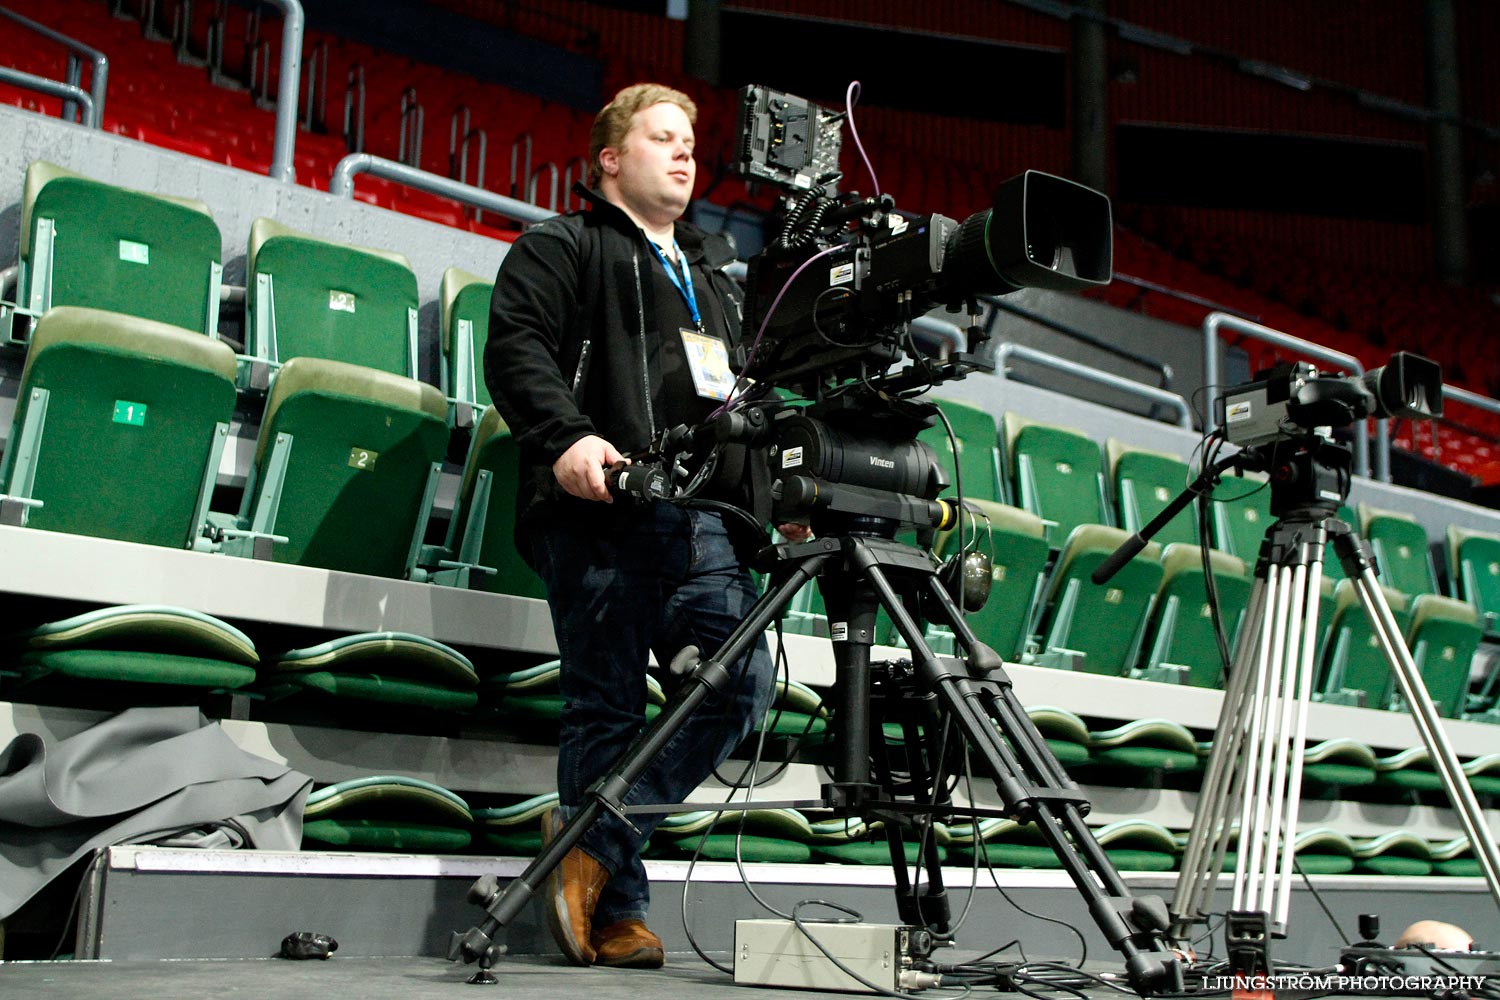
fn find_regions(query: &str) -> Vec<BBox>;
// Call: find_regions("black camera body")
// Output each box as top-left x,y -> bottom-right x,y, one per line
732,84 -> 1114,396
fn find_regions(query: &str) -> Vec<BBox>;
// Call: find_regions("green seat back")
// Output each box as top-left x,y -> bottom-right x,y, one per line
1361,506 -> 1438,598
934,500 -> 1048,659
1109,442 -> 1198,547
1405,595 -> 1481,719
255,357 -> 449,577
1142,544 -> 1252,688
1038,524 -> 1163,676
456,406 -> 547,599
441,268 -> 494,409
25,164 -> 221,332
1004,415 -> 1109,548
2,307 -> 236,547
1210,474 -> 1273,562
1448,526 -> 1500,628
249,218 -> 418,377
919,398 -> 1003,504
1318,580 -> 1410,709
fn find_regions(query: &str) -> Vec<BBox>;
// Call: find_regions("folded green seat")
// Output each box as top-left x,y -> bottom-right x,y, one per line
1173,826 -> 1357,876
301,775 -> 473,853
803,814 -> 950,866
1351,831 -> 1433,876
1429,837 -> 1483,877
473,792 -> 559,856
649,808 -> 815,863
1086,718 -> 1201,777
947,818 -> 1176,871
1300,738 -> 1379,789
263,632 -> 478,713
4,604 -> 258,703
479,660 -> 665,730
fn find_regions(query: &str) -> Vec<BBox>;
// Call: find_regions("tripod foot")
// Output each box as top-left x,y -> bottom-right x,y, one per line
466,969 -> 498,985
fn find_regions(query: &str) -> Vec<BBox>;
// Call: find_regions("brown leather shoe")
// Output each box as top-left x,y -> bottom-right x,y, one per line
592,918 -> 665,969
540,808 -> 609,966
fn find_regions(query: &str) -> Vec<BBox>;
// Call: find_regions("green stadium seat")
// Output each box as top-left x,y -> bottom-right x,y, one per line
474,792 -> 558,855
1,307 -> 235,548
301,775 -> 473,853
1001,413 -> 1111,548
480,660 -> 666,732
207,356 -> 450,577
1317,579 -> 1410,709
1031,524 -> 1162,676
1136,544 -> 1252,688
3,604 -> 258,704
804,814 -> 948,866
1209,471 -> 1272,563
262,631 -> 479,713
1108,440 -> 1197,547
1351,830 -> 1433,876
1092,820 -> 1179,872
1192,827 -> 1358,876
414,405 -> 545,597
947,818 -> 1061,869
1086,718 -> 1201,779
1300,738 -> 1378,789
1445,524 -> 1500,637
439,267 -> 494,419
651,808 -> 816,863
1430,837 -> 1483,877
931,500 -> 1049,660
1401,594 -> 1481,719
1359,504 -> 1439,599
1025,705 -> 1093,767
246,217 -> 420,379
919,397 -> 1003,504
15,161 -> 223,338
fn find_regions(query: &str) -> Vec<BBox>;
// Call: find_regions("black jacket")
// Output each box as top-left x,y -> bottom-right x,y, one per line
484,186 -> 763,545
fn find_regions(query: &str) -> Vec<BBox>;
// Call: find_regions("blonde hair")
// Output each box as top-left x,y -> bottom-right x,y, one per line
587,82 -> 698,188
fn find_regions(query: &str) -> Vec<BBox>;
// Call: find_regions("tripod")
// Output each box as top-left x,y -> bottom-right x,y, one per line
1111,436 -> 1500,965
450,475 -> 1184,993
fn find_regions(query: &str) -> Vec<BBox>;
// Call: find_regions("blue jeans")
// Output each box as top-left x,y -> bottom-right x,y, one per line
530,503 -> 775,926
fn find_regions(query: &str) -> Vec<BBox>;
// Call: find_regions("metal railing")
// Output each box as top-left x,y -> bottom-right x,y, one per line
329,153 -> 553,226
0,6 -> 108,126
0,67 -> 95,127
995,341 -> 1194,430
1203,311 -> 1380,479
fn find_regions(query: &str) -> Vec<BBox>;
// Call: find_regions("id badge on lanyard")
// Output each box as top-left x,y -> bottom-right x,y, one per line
653,238 -> 734,401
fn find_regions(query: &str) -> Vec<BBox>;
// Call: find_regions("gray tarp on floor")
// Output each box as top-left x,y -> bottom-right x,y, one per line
0,706 -> 311,918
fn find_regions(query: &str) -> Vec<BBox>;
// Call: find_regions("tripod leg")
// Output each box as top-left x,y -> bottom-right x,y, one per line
450,550 -> 834,969
849,546 -> 1180,991
1172,571 -> 1268,934
1341,552 -> 1500,911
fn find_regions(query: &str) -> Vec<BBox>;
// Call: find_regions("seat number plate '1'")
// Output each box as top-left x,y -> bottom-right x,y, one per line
113,400 -> 147,426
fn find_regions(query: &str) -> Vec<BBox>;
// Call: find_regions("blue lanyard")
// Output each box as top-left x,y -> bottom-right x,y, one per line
648,238 -> 701,329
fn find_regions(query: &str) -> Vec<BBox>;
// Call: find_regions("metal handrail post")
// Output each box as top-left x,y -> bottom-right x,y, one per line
1204,311 -> 1376,479
996,341 -> 1194,430
263,0 -> 303,183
